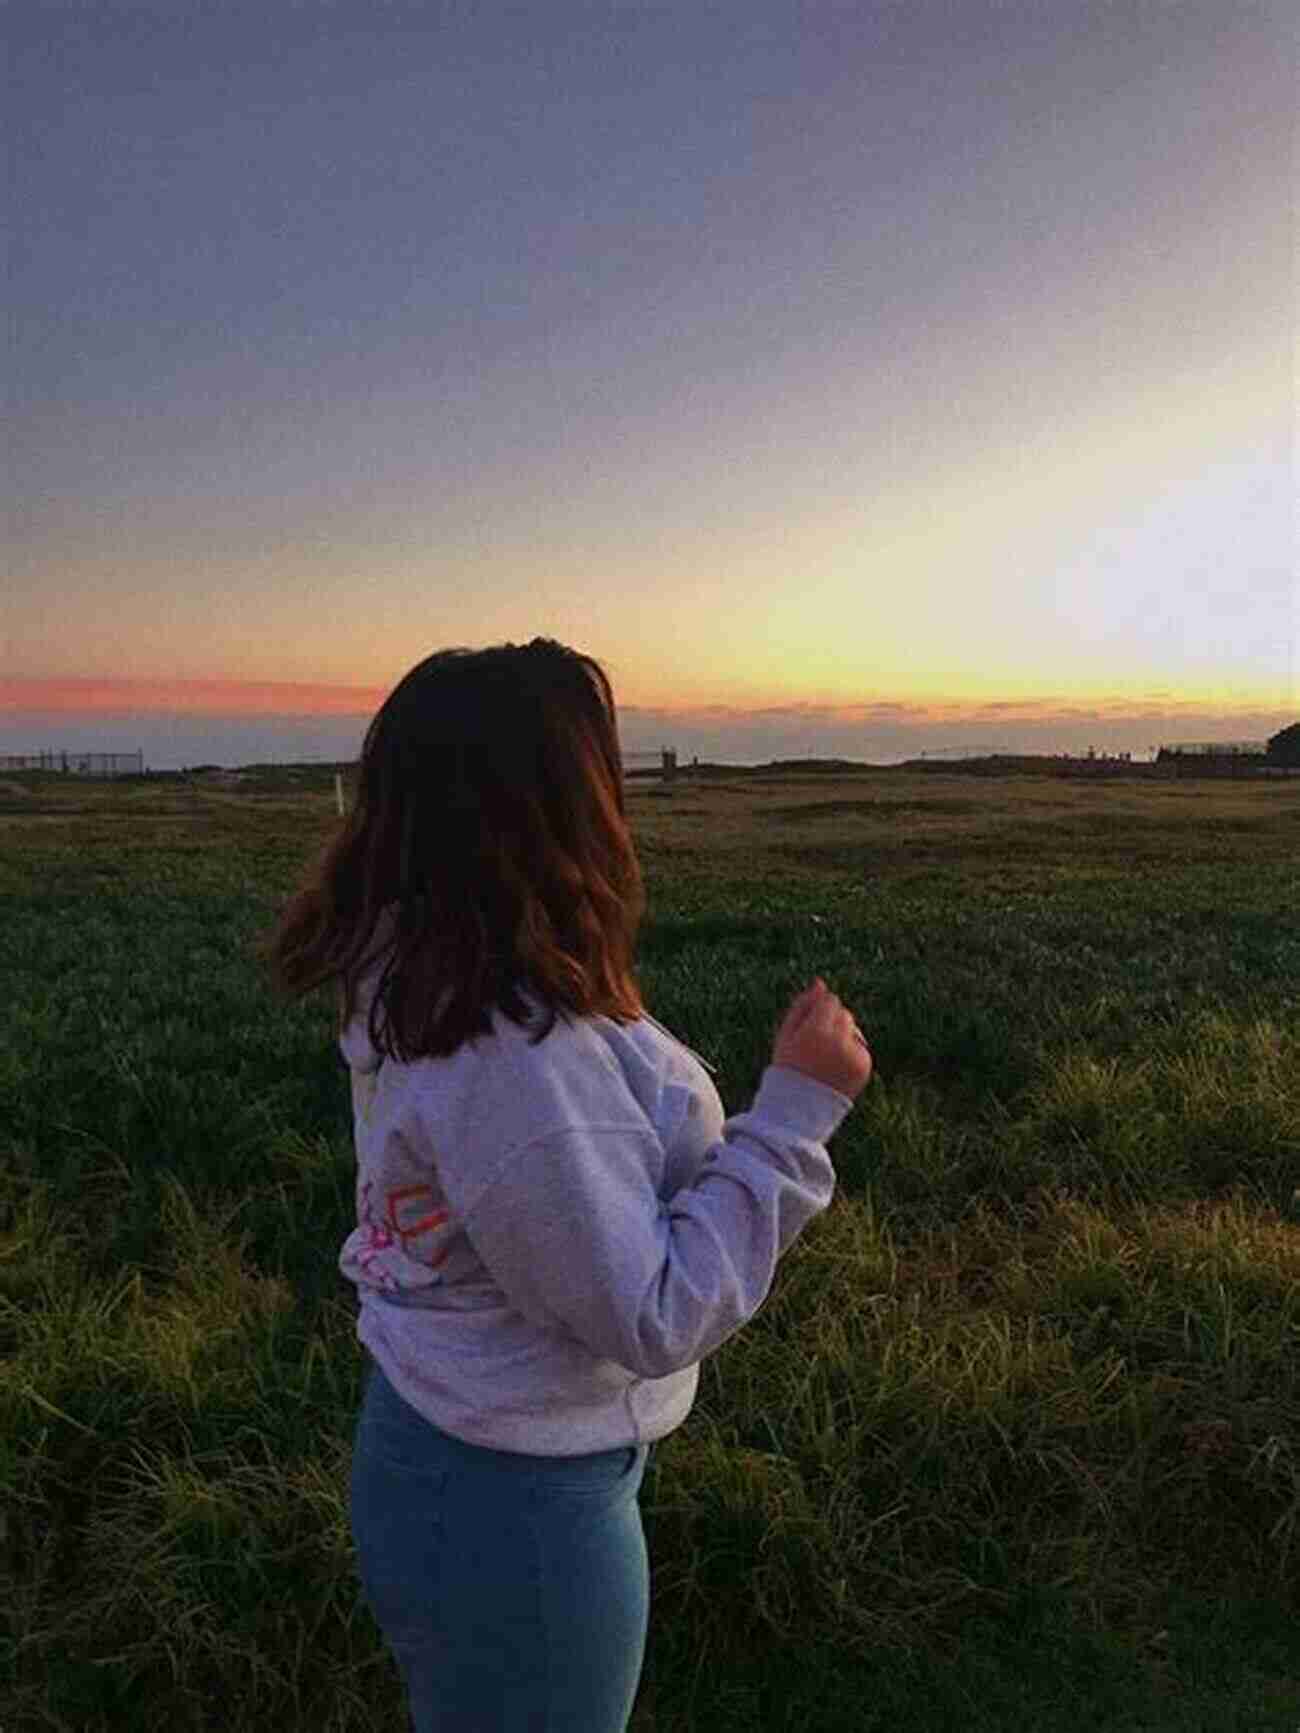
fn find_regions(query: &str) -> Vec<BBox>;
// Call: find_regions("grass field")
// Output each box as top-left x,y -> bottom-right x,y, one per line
2,764 -> 1298,1731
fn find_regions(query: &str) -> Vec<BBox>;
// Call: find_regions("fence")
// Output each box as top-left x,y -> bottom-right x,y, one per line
1156,741 -> 1267,757
0,750 -> 145,777
1154,741 -> 1272,779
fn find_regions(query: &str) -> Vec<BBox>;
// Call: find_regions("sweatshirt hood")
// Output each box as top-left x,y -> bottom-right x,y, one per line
340,1000 -> 384,1074
337,926 -> 467,1074
339,931 -> 393,1075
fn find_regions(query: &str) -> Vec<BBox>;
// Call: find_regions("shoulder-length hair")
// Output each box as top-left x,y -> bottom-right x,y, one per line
267,638 -> 645,1057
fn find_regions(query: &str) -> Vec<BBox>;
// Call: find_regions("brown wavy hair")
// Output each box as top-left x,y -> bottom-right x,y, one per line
267,638 -> 645,1057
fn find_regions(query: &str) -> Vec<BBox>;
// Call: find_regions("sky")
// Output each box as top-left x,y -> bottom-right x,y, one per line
5,0 -> 1296,768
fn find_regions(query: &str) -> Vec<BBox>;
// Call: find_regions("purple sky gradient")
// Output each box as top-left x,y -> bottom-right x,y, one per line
6,1 -> 1295,743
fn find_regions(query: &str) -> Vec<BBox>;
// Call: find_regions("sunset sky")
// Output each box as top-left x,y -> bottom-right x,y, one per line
6,1 -> 1296,767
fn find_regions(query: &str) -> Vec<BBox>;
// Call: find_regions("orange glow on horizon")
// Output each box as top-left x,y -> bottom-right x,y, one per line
4,673 -> 1290,727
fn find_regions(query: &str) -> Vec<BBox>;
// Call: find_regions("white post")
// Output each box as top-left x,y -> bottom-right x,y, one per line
334,773 -> 344,816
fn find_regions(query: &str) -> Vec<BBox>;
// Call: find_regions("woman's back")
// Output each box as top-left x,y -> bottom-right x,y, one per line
340,976 -> 851,1457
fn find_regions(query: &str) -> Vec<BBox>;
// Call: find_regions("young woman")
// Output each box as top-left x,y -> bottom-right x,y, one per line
270,638 -> 873,1733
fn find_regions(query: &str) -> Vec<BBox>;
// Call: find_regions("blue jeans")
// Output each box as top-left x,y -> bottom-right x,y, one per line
350,1358 -> 652,1732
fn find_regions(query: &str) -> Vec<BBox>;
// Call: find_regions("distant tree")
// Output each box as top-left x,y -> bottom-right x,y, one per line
1266,722 -> 1300,765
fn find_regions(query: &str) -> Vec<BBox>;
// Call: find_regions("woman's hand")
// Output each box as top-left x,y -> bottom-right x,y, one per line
771,978 -> 873,1100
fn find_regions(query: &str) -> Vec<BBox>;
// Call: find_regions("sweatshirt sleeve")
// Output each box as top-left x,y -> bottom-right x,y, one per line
452,1063 -> 852,1379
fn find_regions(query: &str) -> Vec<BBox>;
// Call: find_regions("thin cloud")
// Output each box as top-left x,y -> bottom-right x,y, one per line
0,677 -> 386,717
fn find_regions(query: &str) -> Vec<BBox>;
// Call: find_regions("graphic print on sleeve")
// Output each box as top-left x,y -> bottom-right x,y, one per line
385,1185 -> 453,1268
343,1170 -> 465,1297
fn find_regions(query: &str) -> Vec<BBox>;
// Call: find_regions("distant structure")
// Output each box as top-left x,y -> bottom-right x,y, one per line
622,747 -> 678,783
0,750 -> 144,777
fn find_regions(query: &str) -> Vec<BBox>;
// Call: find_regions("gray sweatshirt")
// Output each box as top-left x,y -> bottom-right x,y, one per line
339,985 -> 853,1456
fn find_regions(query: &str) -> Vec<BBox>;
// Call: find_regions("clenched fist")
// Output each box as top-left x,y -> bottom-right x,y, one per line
771,977 -> 873,1101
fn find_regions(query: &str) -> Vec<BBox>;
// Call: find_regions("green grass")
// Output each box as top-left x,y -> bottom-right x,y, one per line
2,766 -> 1298,1730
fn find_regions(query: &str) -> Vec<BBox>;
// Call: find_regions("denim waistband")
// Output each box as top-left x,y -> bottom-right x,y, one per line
359,1356 -> 646,1478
